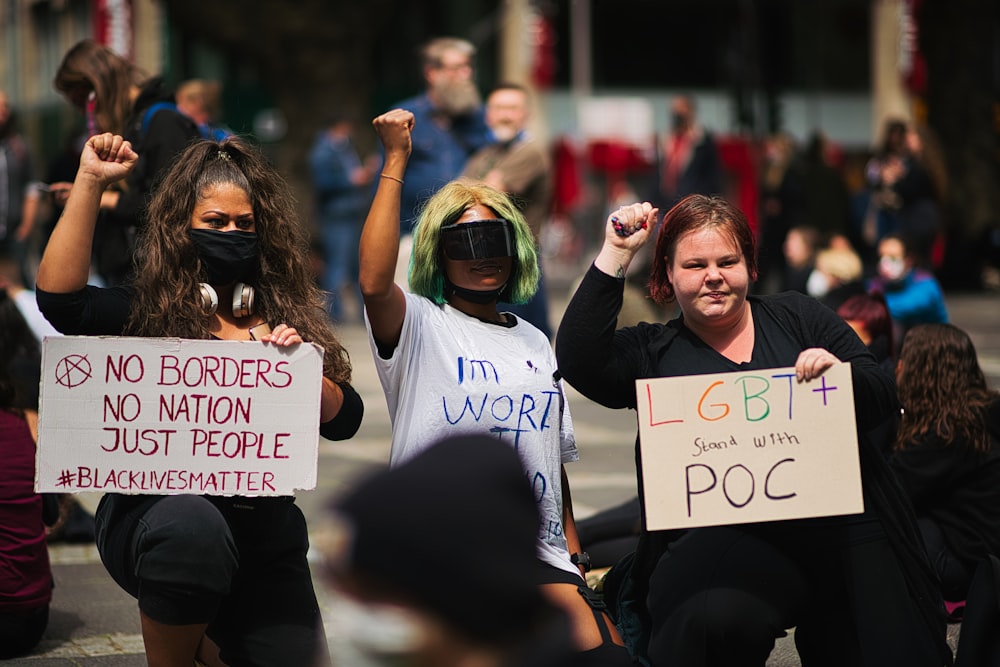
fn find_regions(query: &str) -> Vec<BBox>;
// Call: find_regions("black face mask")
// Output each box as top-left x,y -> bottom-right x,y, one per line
189,229 -> 259,285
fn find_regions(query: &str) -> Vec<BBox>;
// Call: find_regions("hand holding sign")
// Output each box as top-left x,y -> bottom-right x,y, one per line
794,346 -> 841,382
37,336 -> 324,497
636,362 -> 863,530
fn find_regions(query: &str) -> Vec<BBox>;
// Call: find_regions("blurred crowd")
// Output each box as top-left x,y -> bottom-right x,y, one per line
2,33 -> 999,666
1,50 -> 976,331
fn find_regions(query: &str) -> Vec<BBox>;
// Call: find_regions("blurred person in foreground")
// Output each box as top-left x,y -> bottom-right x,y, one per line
319,434 -> 603,666
462,82 -> 554,338
555,194 -> 952,666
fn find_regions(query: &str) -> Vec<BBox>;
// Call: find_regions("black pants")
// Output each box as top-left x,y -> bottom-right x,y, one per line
918,516 -> 975,602
96,494 -> 321,667
0,605 -> 48,658
576,496 -> 642,569
645,519 -> 944,667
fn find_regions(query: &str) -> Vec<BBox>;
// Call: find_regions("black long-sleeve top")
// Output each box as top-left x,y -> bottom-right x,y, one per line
555,263 -> 953,664
556,264 -> 895,429
889,399 -> 1000,570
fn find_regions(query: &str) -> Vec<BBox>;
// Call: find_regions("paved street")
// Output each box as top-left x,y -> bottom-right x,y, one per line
8,264 -> 998,665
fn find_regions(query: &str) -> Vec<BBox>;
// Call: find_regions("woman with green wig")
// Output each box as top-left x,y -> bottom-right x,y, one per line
358,108 -> 630,663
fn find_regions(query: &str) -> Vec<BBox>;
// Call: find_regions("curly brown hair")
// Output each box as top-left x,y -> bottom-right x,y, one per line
125,136 -> 351,383
895,323 -> 997,453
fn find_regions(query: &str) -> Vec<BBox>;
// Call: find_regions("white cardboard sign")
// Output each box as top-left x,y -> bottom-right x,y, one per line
37,336 -> 324,496
636,362 -> 863,530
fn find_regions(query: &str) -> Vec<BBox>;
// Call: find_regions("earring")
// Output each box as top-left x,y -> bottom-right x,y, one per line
232,282 -> 255,318
199,283 -> 219,314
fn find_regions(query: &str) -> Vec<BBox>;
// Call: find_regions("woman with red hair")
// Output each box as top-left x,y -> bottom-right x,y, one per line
836,291 -> 895,373
557,194 -> 951,666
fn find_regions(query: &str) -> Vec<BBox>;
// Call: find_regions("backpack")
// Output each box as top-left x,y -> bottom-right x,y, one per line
141,102 -> 229,141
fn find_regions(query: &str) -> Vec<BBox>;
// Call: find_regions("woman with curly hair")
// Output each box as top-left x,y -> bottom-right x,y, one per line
357,109 -> 630,664
36,133 -> 363,666
890,323 -> 1000,604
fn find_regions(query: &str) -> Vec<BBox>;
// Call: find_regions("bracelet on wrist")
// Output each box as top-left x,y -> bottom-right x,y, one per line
380,173 -> 404,185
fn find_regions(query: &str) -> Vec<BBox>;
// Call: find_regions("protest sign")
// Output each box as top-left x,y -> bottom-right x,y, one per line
636,362 -> 863,530
37,336 -> 324,496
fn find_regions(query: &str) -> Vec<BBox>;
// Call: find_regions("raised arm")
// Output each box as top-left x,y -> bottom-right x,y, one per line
36,133 -> 137,294
358,109 -> 413,349
556,203 -> 659,408
592,202 -> 658,279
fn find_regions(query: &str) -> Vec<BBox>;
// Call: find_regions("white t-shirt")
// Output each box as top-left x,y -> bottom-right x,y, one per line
367,292 -> 580,576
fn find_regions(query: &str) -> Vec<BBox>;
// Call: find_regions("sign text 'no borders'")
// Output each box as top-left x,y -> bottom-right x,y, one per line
38,336 -> 324,496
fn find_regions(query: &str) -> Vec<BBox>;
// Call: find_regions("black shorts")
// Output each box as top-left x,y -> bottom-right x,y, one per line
96,493 -> 321,667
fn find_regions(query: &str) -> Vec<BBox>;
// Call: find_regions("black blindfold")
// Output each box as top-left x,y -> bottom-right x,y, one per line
440,219 -> 514,261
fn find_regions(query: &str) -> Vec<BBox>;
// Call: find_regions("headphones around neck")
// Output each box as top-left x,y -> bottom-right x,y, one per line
199,282 -> 255,318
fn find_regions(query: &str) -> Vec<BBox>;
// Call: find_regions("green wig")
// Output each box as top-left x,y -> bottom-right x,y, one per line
408,180 -> 539,305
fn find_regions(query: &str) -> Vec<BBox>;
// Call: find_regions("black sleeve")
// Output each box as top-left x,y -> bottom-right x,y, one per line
771,292 -> 898,431
35,285 -> 132,335
319,381 -> 364,441
555,263 -> 649,409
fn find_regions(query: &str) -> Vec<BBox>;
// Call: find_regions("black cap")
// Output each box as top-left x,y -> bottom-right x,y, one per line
328,434 -> 548,645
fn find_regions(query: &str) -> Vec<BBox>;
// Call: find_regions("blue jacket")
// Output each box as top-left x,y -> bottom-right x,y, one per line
384,93 -> 488,232
870,269 -> 949,328
308,131 -> 367,225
